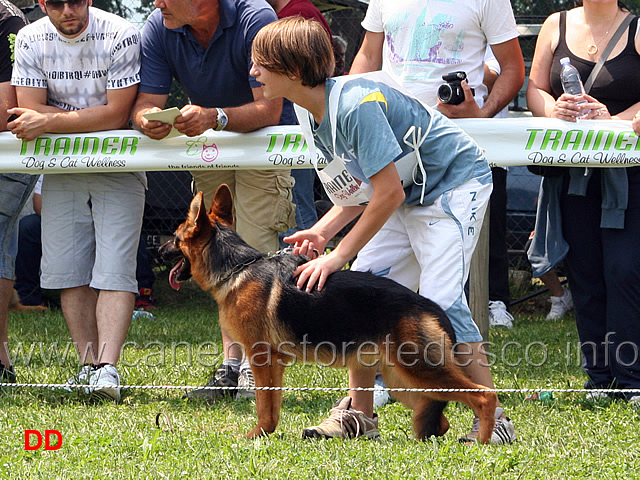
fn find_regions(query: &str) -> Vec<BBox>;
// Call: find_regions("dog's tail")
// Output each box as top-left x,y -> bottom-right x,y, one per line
379,312 -> 497,443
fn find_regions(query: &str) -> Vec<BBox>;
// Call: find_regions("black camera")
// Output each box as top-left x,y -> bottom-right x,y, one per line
437,71 -> 474,105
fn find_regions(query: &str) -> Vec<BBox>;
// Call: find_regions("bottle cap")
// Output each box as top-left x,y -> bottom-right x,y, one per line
560,57 -> 570,65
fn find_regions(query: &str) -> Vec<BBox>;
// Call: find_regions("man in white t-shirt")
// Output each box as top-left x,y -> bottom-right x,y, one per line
348,0 -> 524,444
351,0 -> 523,117
8,0 -> 143,402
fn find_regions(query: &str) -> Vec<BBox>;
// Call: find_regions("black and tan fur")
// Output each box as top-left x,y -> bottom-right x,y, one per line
9,289 -> 47,312
160,185 -> 497,442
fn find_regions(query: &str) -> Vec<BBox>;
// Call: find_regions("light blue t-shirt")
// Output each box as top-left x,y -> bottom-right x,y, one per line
313,78 -> 490,206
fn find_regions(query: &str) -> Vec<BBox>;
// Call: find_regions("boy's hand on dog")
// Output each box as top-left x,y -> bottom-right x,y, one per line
292,253 -> 345,292
285,229 -> 345,291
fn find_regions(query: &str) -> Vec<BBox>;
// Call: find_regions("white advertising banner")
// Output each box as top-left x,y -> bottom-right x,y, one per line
0,118 -> 639,174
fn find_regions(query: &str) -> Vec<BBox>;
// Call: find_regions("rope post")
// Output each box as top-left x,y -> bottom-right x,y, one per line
469,204 -> 490,341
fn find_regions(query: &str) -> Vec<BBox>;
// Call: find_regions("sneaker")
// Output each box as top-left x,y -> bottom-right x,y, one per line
0,362 -> 16,383
629,395 -> 640,406
302,397 -> 380,439
373,372 -> 392,409
489,301 -> 514,329
61,364 -> 94,392
236,367 -> 256,400
460,407 -> 517,445
135,288 -> 154,310
85,364 -> 123,402
585,390 -> 611,402
584,380 -> 617,402
546,287 -> 573,320
184,363 -> 239,402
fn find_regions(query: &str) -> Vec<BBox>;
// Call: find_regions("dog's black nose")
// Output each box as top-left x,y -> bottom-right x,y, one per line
158,238 -> 177,260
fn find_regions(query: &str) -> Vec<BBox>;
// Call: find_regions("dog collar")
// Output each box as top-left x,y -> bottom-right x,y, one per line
217,247 -> 298,284
218,255 -> 265,284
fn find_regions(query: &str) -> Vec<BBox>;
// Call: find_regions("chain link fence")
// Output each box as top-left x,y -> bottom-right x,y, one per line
15,0 -> 638,264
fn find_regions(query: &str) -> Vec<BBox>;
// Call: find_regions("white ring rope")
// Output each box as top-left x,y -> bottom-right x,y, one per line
1,383 -> 638,395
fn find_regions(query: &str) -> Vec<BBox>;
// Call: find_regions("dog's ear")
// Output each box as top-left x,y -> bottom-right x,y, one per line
209,184 -> 234,226
188,191 -> 210,229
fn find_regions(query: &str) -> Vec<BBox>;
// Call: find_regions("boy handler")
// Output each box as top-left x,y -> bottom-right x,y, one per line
250,17 -> 515,444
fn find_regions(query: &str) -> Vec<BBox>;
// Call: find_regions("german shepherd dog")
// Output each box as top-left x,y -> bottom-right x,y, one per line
160,185 -> 497,442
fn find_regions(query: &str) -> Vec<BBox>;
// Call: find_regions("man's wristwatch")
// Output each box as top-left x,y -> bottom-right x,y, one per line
215,107 -> 228,131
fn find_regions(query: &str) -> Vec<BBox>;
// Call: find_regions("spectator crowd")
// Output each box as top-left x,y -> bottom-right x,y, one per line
0,0 -> 638,444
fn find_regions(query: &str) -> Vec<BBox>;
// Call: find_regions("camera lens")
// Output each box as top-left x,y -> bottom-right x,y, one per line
437,84 -> 453,104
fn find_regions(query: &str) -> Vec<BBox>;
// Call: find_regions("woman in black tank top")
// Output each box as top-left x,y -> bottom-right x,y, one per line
528,1 -> 640,120
526,0 -> 640,405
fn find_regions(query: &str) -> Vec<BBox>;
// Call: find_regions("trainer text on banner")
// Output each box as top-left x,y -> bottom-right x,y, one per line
0,119 -> 638,173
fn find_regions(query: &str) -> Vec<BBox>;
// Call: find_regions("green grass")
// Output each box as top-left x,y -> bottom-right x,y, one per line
1,272 -> 639,479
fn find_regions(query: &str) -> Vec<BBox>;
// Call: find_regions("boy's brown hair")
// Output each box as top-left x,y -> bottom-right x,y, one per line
252,17 -> 335,88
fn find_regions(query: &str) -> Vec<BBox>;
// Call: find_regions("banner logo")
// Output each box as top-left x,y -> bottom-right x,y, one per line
185,136 -> 218,163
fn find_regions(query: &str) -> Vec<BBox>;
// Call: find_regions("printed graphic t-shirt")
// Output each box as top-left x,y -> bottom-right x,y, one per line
11,7 -> 140,111
361,0 -> 518,106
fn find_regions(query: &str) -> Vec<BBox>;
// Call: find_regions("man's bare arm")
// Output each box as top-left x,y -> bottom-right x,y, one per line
131,91 -> 171,140
481,39 -> 525,118
349,31 -> 384,74
173,86 -> 282,136
9,85 -> 138,141
0,81 -> 16,131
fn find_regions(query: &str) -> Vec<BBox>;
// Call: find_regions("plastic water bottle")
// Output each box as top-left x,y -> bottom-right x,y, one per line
525,391 -> 554,402
559,57 -> 590,118
132,310 -> 156,321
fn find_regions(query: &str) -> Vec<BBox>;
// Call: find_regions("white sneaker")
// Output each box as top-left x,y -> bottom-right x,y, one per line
546,287 -> 573,320
488,301 -> 514,329
373,373 -> 392,409
460,407 -> 517,445
85,364 -> 123,402
61,364 -> 94,392
585,390 -> 610,402
236,367 -> 255,400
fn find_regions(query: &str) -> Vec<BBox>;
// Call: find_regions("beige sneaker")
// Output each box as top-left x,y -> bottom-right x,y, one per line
302,397 -> 380,439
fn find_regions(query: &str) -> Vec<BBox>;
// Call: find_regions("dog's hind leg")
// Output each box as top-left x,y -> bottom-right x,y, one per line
245,351 -> 285,439
381,364 -> 449,440
416,374 -> 496,444
384,362 -> 497,444
412,398 -> 449,440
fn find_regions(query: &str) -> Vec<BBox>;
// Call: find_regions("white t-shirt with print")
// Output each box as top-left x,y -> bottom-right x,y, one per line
361,0 -> 518,107
11,7 -> 140,110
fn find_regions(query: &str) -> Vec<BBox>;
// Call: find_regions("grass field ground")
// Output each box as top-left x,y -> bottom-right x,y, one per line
1,270 -> 639,479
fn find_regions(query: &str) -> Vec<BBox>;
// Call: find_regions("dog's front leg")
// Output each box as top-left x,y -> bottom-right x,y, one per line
245,350 -> 285,438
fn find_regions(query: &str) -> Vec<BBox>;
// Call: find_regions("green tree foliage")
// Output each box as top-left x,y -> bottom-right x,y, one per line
511,0 -> 640,18
92,0 -> 130,18
136,0 -> 155,20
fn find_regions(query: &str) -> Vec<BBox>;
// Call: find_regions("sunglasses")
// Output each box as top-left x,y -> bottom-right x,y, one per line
44,0 -> 87,11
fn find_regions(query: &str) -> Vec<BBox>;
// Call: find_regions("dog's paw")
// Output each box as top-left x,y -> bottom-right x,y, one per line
244,425 -> 272,439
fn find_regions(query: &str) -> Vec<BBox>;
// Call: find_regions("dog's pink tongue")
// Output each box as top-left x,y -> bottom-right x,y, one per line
169,259 -> 184,290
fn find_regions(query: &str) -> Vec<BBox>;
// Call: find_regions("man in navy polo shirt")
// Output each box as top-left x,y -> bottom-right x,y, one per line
132,0 -> 295,402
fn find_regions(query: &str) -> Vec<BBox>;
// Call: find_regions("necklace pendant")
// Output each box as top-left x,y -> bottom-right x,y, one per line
587,44 -> 598,55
